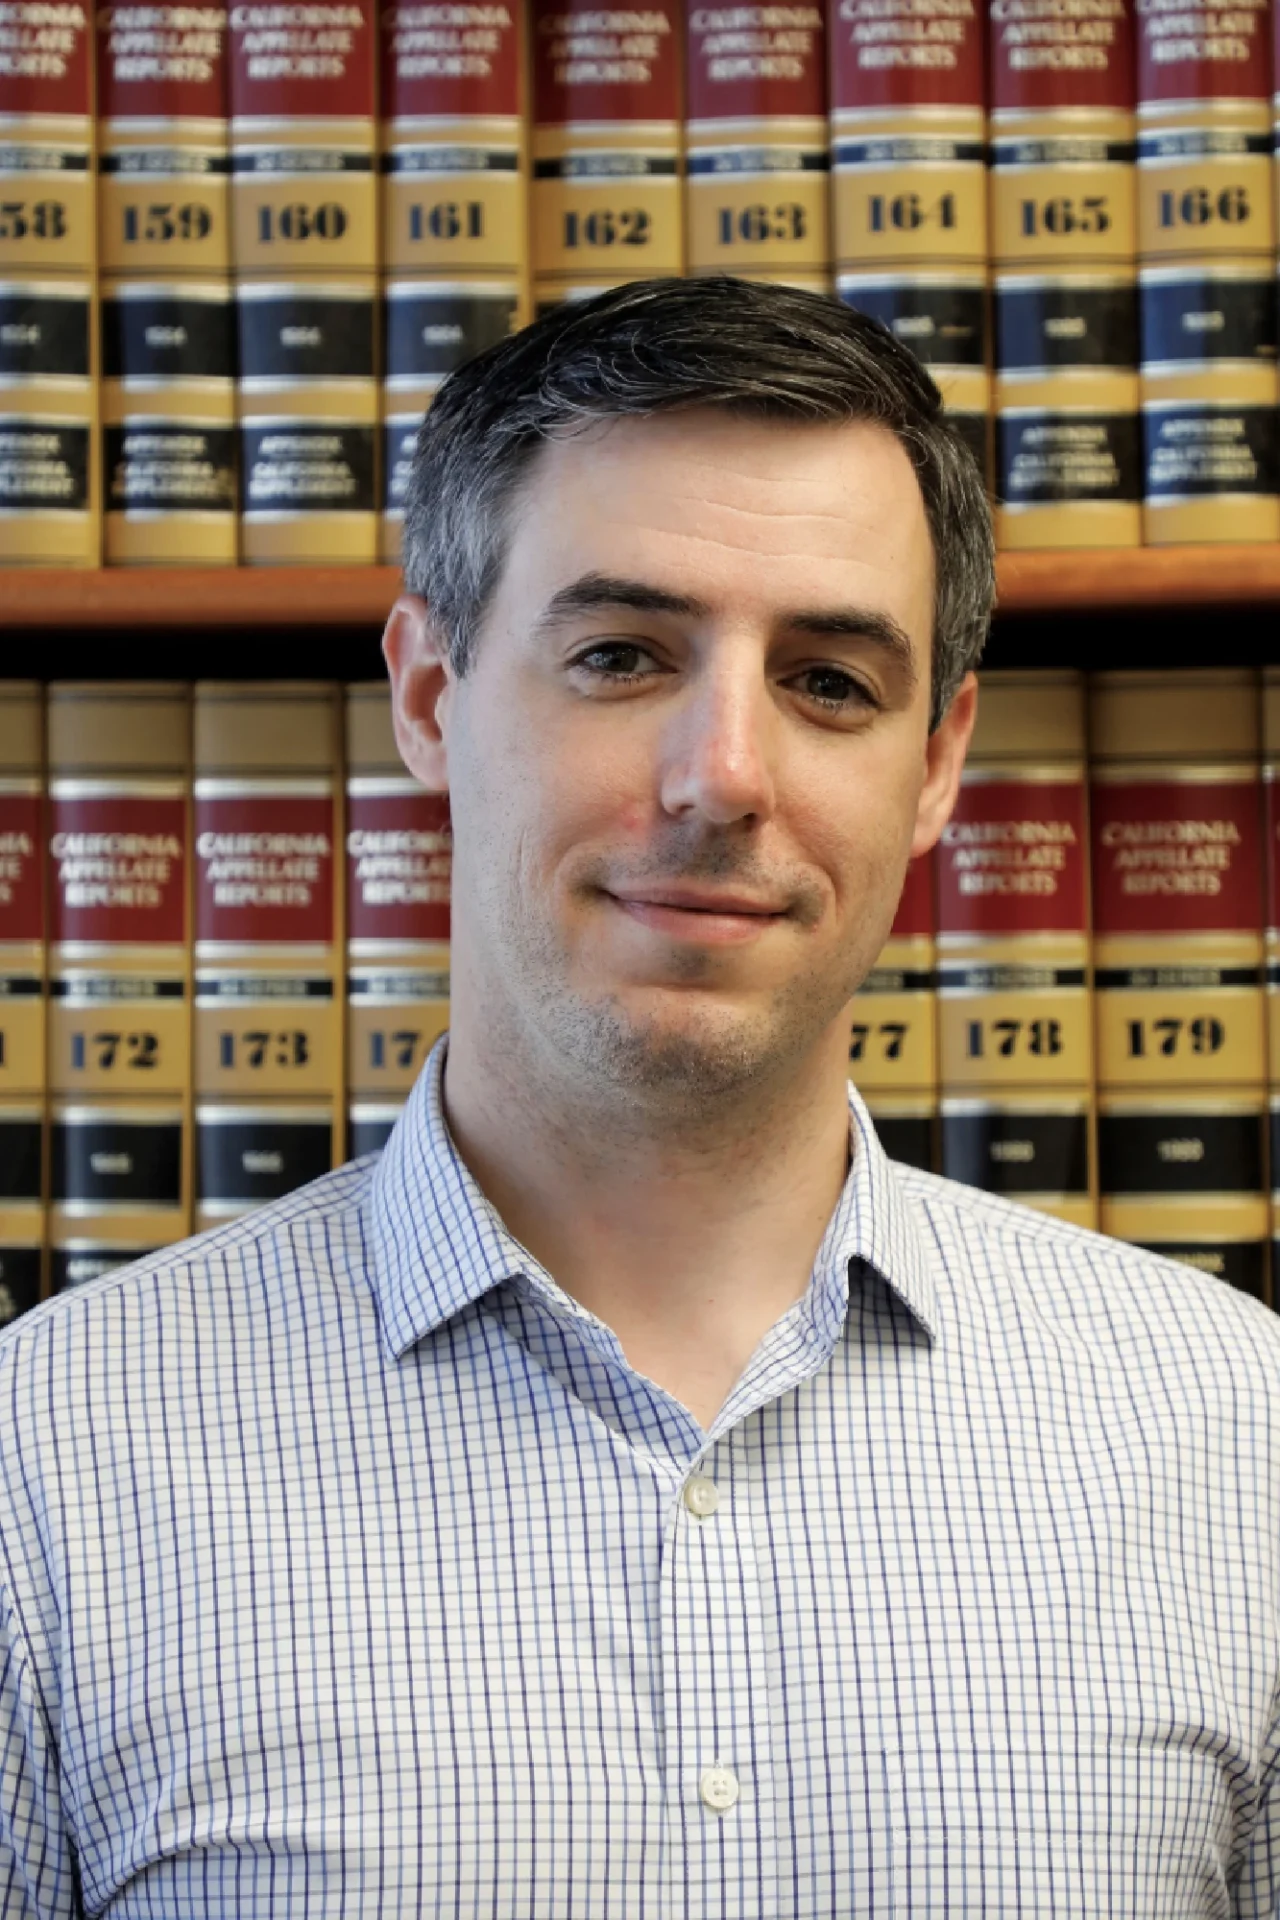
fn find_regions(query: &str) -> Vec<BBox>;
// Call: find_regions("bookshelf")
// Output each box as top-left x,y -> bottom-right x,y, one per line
5,547 -> 1280,629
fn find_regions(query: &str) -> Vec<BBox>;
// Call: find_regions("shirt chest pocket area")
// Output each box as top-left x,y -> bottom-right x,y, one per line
885,1740 -> 1234,1918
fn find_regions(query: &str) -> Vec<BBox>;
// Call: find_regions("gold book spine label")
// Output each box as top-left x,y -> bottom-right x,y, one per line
1136,125 -> 1274,265
989,133 -> 1137,273
98,151 -> 232,278
939,1098 -> 1093,1203
831,120 -> 988,276
194,1104 -> 335,1220
194,971 -> 339,1097
0,147 -> 94,274
849,940 -> 937,1097
230,138 -> 378,274
531,145 -> 683,291
381,131 -> 526,277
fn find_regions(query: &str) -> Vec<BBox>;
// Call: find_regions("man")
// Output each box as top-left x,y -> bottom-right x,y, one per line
0,278 -> 1277,1918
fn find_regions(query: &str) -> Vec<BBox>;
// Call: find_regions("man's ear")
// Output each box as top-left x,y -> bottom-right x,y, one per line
910,672 -> 978,859
382,594 -> 452,792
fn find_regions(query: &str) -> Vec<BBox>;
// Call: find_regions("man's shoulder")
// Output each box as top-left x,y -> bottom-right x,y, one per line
0,1154 -> 382,1382
889,1157 -> 1280,1370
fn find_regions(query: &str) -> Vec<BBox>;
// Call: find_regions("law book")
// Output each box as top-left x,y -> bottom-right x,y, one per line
228,0 -> 379,563
530,0 -> 684,312
937,670 -> 1095,1228
0,682 -> 46,1321
345,681 -> 451,1156
827,0 -> 990,478
95,0 -> 236,564
989,0 -> 1141,550
379,0 -> 526,561
192,682 -> 342,1231
45,683 -> 192,1292
852,852 -> 938,1173
1090,669 -> 1269,1303
0,2 -> 98,564
1264,665 -> 1279,1310
1135,0 -> 1279,544
684,0 -> 829,290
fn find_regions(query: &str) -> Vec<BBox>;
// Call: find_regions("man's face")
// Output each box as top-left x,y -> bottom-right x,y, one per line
392,408 -> 974,1104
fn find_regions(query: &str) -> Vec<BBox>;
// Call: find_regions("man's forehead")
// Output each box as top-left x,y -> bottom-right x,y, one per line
508,409 -> 935,640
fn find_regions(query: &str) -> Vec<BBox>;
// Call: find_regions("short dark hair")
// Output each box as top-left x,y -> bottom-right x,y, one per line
402,277 -> 994,729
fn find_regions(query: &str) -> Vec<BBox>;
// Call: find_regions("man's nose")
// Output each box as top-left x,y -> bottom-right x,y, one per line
657,654 -> 778,827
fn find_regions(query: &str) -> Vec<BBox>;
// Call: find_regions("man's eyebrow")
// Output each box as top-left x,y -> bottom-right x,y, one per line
532,571 -> 920,688
785,608 -> 920,688
532,572 -> 712,634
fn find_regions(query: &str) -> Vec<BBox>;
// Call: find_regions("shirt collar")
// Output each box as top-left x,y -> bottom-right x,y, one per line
366,1037 -> 940,1363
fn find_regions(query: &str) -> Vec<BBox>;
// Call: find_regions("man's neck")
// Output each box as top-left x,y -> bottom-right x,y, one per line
440,1017 -> 855,1433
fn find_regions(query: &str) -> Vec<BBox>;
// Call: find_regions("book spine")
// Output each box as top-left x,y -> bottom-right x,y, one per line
0,683 -> 46,1321
937,670 -> 1095,1226
1136,0 -> 1279,544
989,0 -> 1141,551
345,682 -> 450,1154
1090,669 -> 1269,1303
684,1 -> 829,289
1264,665 -> 1279,1309
229,0 -> 379,563
852,852 -> 938,1171
95,0 -> 236,564
0,0 -> 98,564
379,0 -> 526,562
828,0 -> 990,477
531,0 -> 684,312
192,682 -> 342,1229
45,683 -> 192,1290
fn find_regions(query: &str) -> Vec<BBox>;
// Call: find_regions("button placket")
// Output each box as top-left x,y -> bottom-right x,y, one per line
660,1434 -> 776,1920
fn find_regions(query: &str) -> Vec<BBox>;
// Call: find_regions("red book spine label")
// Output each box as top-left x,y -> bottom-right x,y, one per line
0,793 -> 43,942
228,0 -> 375,119
1136,0 -> 1270,107
346,791 -> 450,942
686,2 -> 825,120
380,0 -> 520,119
937,780 -> 1088,935
990,0 -> 1134,114
0,0 -> 92,117
49,794 -> 187,947
96,1 -> 229,120
195,794 -> 336,945
827,0 -> 984,114
533,0 -> 681,125
1090,777 -> 1262,935
889,850 -> 934,939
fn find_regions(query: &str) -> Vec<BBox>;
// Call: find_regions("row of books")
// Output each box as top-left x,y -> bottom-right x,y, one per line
1,666 -> 1278,1321
2,0 -> 1280,562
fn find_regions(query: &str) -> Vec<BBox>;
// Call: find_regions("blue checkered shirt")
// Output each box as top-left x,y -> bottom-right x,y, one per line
1,1039 -> 1278,1917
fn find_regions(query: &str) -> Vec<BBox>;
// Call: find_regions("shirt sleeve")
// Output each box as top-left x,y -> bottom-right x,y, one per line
0,1333 -> 81,1920
1234,1707 -> 1280,1917
0,1575 -> 80,1919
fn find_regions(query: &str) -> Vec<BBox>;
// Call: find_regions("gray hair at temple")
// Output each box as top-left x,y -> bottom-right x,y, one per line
400,276 -> 996,732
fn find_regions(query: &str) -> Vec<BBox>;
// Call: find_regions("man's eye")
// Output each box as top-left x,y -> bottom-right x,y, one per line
790,666 -> 877,712
570,642 -> 660,682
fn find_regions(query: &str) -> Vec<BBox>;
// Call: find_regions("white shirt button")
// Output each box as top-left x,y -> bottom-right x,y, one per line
683,1475 -> 721,1520
699,1764 -> 740,1814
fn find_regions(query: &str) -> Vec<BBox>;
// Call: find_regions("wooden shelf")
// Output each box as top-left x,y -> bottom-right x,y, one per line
3,545 -> 1280,629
